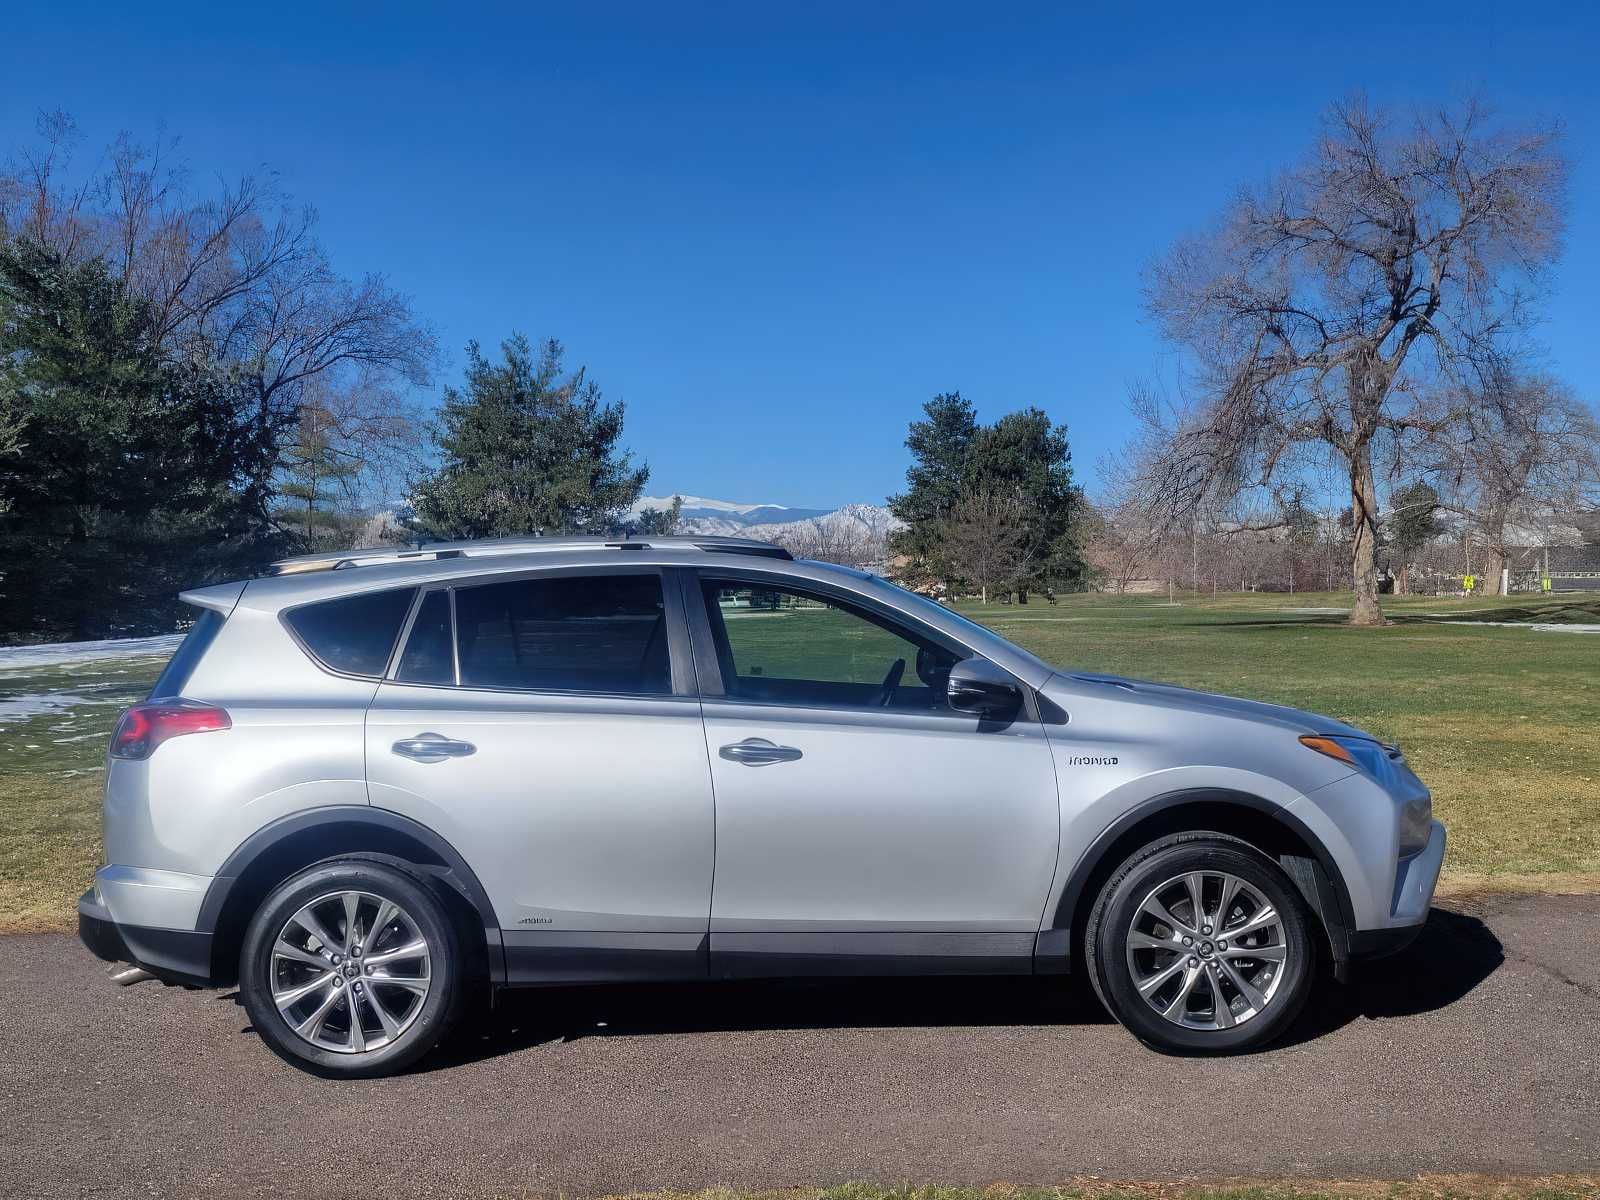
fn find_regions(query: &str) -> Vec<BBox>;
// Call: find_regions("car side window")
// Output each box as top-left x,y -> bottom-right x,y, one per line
284,588 -> 416,677
453,573 -> 671,695
395,590 -> 454,685
700,579 -> 957,712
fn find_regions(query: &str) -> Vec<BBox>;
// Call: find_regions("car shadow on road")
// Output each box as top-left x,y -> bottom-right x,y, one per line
411,904 -> 1503,1073
1284,904 -> 1505,1048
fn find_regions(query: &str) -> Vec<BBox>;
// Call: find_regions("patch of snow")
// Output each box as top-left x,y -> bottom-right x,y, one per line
0,634 -> 182,672
1435,621 -> 1600,634
0,692 -> 125,725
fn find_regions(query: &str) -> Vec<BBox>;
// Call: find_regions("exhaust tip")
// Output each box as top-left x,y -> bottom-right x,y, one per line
108,964 -> 154,987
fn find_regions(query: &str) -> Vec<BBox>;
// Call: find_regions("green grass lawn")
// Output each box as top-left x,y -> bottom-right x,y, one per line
956,590 -> 1600,886
0,649 -> 171,931
1,591 -> 1596,933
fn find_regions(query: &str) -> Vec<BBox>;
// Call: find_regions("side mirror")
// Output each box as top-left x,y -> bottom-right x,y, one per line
946,656 -> 1023,719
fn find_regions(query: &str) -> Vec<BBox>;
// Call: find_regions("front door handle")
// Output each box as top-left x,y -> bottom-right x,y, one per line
719,737 -> 803,766
392,732 -> 476,763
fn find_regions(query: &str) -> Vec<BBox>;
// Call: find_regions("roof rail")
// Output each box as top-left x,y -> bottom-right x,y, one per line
265,534 -> 791,576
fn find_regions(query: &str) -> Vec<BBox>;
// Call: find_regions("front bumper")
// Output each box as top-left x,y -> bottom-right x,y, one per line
78,883 -> 214,986
1348,818 -> 1447,961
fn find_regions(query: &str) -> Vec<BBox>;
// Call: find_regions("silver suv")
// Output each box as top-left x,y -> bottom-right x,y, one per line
78,536 -> 1444,1075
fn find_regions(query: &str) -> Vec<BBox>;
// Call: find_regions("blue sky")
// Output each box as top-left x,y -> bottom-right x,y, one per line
4,2 -> 1598,508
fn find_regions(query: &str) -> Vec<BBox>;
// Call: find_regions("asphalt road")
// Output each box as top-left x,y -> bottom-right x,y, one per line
2,893 -> 1597,1199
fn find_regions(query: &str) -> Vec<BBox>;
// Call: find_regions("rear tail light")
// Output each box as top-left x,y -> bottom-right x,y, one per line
110,700 -> 231,760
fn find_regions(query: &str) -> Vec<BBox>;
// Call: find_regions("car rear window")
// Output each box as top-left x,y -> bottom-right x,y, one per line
149,609 -> 225,699
284,588 -> 416,677
454,573 -> 670,694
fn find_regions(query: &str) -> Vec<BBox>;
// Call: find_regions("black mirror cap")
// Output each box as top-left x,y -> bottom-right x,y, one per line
946,656 -> 1023,718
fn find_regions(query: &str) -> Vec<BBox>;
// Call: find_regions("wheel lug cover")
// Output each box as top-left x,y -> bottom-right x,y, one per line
1182,936 -> 1193,946
1202,925 -> 1212,935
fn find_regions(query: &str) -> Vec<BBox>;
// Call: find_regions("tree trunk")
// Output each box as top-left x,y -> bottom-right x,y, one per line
1348,446 -> 1385,626
1482,544 -> 1507,596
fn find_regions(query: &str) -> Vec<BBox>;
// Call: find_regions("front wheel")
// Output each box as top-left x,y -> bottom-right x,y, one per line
240,859 -> 463,1077
1085,833 -> 1315,1053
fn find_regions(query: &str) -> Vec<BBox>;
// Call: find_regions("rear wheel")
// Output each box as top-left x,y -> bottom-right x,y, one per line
1085,833 -> 1315,1053
240,859 -> 462,1077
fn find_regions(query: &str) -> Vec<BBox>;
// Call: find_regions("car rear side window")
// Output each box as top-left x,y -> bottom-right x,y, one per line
454,573 -> 670,695
396,590 -> 455,685
285,588 -> 416,677
150,609 -> 225,699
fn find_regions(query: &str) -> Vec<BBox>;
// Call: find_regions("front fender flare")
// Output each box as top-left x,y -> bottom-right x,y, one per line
1037,785 -> 1355,976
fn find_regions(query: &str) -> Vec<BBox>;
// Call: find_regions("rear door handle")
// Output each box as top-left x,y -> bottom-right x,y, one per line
719,737 -> 803,766
392,732 -> 476,763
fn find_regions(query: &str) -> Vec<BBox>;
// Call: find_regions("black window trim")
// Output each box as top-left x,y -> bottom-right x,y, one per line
685,566 -> 1037,721
280,586 -> 420,682
390,585 -> 454,684
381,563 -> 696,700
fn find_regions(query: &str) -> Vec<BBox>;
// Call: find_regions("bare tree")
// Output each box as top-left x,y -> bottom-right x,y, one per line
760,506 -> 895,571
1083,442 -> 1165,593
1437,374 -> 1600,592
2,115 -> 437,535
274,373 -> 430,544
1139,97 -> 1566,624
767,518 -> 881,571
1079,501 -> 1151,593
940,488 -> 1032,604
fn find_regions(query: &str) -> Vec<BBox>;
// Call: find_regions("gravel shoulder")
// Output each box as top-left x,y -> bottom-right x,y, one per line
2,893 -> 1597,1198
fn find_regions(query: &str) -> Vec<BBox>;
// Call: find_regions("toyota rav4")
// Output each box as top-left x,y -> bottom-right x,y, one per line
78,535 -> 1444,1075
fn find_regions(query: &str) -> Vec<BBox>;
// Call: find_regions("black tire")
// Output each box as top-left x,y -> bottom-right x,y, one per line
240,859 -> 463,1077
1084,832 -> 1316,1054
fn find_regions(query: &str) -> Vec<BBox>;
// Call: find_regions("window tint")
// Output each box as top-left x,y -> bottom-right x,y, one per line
455,574 -> 670,694
150,609 -> 224,699
702,580 -> 957,711
285,588 -> 416,677
396,590 -> 454,685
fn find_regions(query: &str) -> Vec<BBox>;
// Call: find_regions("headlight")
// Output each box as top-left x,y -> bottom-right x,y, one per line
1298,734 -> 1402,789
1300,734 -> 1429,854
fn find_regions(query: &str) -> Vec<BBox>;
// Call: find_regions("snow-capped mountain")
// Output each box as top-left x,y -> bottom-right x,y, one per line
626,495 -> 833,533
743,502 -> 901,542
629,494 -> 902,540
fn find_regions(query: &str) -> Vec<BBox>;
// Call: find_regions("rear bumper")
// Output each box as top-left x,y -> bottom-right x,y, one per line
78,886 -> 214,986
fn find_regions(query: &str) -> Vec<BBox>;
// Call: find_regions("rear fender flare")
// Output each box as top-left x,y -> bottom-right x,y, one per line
196,806 -> 503,982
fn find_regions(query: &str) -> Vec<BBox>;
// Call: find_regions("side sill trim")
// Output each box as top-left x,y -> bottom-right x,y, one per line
711,930 -> 1036,979
502,931 -> 708,985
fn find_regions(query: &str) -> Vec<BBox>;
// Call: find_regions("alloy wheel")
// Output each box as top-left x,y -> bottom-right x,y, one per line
1124,870 -> 1289,1030
270,890 -> 433,1054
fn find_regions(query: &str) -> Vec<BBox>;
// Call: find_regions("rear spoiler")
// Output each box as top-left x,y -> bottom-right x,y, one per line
177,581 -> 247,617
